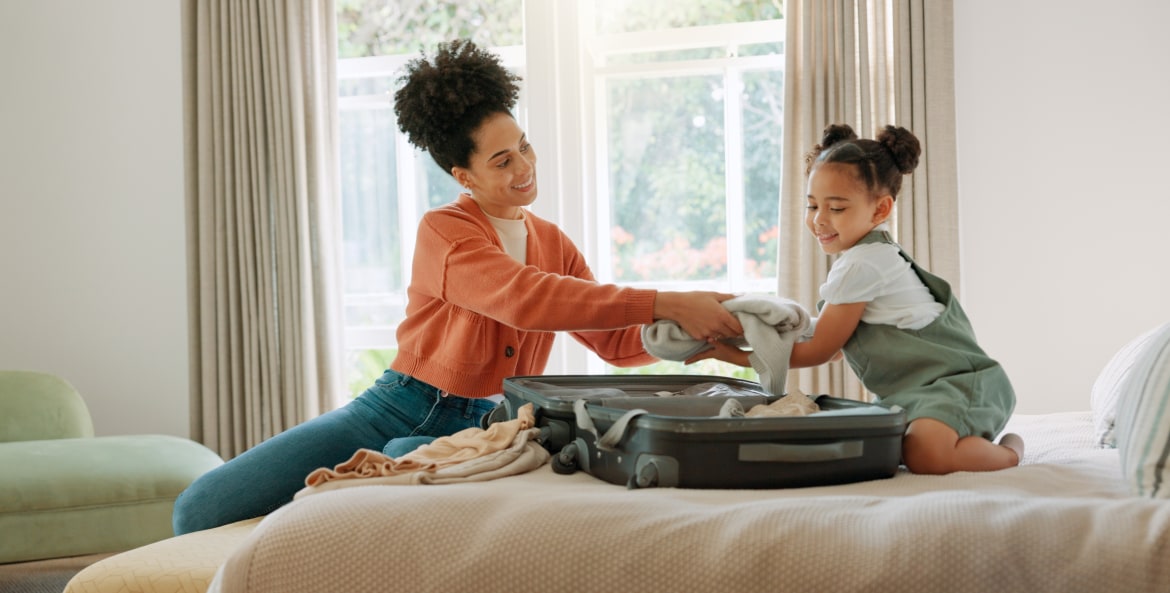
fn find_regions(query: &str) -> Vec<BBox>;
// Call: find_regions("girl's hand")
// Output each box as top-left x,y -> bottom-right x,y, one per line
685,338 -> 751,367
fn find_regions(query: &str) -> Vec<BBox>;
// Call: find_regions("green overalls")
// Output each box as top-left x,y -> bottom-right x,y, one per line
821,230 -> 1016,439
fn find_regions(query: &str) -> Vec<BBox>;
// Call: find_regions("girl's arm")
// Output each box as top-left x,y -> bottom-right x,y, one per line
686,301 -> 867,368
788,302 -> 866,368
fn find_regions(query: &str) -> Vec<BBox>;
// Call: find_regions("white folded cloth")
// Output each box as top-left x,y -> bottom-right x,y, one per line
642,294 -> 811,395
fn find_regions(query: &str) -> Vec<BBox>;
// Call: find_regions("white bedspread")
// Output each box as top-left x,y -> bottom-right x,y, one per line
209,411 -> 1170,593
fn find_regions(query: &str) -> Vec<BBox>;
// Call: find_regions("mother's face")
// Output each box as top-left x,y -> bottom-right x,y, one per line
452,112 -> 538,220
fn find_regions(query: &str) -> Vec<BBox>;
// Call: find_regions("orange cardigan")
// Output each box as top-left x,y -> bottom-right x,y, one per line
391,195 -> 659,397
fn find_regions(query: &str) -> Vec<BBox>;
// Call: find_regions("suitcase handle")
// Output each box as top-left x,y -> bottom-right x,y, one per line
573,399 -> 647,451
738,440 -> 864,463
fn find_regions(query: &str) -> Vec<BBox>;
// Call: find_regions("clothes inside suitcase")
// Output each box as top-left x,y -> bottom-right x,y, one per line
494,375 -> 906,489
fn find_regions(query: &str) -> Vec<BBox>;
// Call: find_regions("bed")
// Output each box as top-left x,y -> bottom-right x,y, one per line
65,322 -> 1170,593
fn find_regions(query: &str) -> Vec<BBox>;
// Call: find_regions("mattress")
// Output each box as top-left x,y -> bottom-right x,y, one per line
202,411 -> 1170,593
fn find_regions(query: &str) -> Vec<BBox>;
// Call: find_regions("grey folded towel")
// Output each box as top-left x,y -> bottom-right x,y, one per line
641,294 -> 811,395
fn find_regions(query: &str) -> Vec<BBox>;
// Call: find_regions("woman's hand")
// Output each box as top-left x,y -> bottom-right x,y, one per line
685,338 -> 751,367
653,291 -> 744,340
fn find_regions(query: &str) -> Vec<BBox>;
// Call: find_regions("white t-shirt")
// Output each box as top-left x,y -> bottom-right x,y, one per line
485,212 -> 528,264
820,226 -> 944,330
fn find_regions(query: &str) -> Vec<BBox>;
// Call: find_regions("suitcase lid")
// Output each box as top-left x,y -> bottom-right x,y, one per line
503,375 -> 906,436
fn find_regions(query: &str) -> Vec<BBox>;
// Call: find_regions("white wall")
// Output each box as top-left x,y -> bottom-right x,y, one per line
0,1 -> 189,437
954,1 -> 1170,412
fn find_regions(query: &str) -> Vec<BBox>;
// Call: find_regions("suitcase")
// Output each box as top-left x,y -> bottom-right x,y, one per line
494,375 -> 906,489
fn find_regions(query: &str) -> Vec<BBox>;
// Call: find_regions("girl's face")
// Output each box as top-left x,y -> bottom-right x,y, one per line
804,163 -> 892,255
453,112 -> 538,220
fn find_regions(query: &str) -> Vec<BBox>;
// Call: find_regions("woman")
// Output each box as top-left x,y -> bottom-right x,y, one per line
172,39 -> 742,534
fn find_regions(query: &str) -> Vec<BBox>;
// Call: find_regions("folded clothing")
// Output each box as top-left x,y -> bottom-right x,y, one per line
642,294 -> 811,394
296,403 -> 549,496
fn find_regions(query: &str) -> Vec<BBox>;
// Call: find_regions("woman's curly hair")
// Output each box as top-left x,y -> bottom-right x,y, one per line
393,39 -> 522,176
803,123 -> 922,200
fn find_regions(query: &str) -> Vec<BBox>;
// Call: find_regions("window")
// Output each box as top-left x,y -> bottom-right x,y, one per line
336,1 -> 783,397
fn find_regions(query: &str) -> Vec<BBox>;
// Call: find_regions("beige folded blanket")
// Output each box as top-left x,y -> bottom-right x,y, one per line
295,403 -> 549,497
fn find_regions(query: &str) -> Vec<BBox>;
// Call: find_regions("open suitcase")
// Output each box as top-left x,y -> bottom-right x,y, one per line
493,375 -> 906,489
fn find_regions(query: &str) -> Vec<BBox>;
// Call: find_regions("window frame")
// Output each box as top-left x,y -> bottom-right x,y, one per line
335,2 -> 783,379
581,18 -> 785,295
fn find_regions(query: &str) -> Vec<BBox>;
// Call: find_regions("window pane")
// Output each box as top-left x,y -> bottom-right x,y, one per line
340,107 -> 399,297
606,47 -> 726,66
596,0 -> 783,35
339,105 -> 406,361
337,0 -> 523,58
418,154 -> 464,212
607,75 -> 727,284
344,348 -> 397,398
339,75 -> 396,99
606,42 -> 781,67
742,68 -> 783,280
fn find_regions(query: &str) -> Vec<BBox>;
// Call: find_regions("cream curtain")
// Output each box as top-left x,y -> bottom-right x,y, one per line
182,0 -> 344,458
779,0 -> 958,399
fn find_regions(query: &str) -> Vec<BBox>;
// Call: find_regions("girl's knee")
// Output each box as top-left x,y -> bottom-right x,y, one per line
901,417 -> 960,475
901,442 -> 955,475
901,417 -> 1022,474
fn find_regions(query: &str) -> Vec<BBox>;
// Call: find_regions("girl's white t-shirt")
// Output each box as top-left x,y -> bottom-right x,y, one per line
820,226 -> 944,330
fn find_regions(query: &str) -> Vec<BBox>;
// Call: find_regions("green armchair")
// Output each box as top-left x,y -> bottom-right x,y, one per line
0,370 -> 224,563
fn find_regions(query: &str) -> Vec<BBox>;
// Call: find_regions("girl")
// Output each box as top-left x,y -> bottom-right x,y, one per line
691,123 -> 1022,475
173,40 -> 743,534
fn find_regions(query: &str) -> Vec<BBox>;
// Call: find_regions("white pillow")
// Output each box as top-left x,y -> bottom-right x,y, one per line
1115,321 -> 1170,498
1092,325 -> 1164,447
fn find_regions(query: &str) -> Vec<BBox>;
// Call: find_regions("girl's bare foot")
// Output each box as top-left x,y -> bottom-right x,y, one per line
999,433 -> 1025,465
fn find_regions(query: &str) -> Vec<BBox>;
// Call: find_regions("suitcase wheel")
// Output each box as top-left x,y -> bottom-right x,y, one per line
480,401 -> 512,429
551,442 -> 579,475
628,460 -> 659,489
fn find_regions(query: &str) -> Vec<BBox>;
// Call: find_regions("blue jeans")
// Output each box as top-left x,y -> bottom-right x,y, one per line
172,369 -> 498,535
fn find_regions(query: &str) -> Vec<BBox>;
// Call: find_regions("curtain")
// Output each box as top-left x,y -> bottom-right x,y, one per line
182,0 -> 344,458
778,0 -> 958,400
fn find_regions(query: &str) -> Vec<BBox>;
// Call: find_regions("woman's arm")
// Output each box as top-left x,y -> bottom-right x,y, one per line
424,206 -> 740,339
426,215 -> 654,331
569,326 -> 659,367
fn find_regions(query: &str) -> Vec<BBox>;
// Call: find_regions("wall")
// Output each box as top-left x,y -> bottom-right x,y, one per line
0,1 -> 189,437
954,0 -> 1170,412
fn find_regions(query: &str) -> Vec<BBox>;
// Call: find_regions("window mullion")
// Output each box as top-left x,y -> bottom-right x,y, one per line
521,0 -> 563,230
724,66 -> 746,292
396,133 -> 418,313
524,0 -> 599,374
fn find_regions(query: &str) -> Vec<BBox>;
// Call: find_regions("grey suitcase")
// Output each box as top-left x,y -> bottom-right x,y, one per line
495,375 -> 905,489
